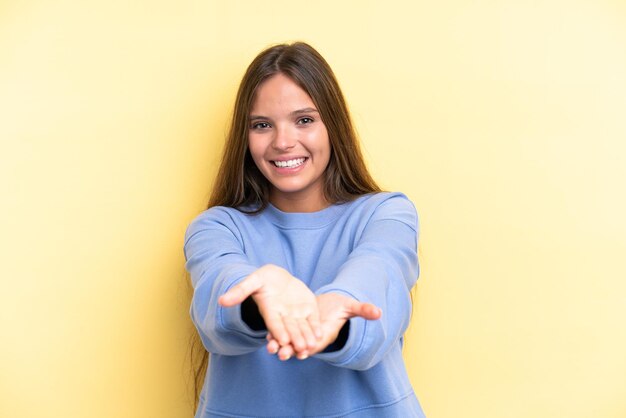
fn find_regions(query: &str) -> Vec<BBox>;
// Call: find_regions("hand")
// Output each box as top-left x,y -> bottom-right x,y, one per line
266,292 -> 381,360
218,264 -> 322,356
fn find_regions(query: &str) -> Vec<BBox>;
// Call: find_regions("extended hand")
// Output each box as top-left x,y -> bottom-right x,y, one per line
266,292 -> 381,360
219,264 -> 322,356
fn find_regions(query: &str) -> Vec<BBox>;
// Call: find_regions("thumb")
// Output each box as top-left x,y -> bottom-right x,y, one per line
346,300 -> 382,321
219,273 -> 262,307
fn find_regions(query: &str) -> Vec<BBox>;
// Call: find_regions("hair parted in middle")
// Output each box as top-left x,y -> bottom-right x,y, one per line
208,41 -> 381,212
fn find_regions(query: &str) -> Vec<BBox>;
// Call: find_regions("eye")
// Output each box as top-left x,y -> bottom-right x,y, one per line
251,122 -> 271,130
297,117 -> 314,125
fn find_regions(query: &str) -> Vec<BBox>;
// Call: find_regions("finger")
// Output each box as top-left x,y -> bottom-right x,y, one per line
307,311 -> 323,340
347,301 -> 382,320
282,316 -> 307,353
266,338 -> 280,355
305,326 -> 338,357
218,274 -> 261,307
263,312 -> 290,347
278,344 -> 294,361
297,318 -> 318,351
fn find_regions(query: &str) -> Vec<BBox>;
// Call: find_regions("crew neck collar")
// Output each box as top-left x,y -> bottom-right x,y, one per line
264,202 -> 348,229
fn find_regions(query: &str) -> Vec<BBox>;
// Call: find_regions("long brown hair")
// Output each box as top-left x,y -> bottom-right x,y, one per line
208,41 -> 380,212
191,41 -> 381,410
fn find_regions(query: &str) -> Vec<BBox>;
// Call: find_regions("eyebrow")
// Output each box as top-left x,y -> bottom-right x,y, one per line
249,107 -> 319,121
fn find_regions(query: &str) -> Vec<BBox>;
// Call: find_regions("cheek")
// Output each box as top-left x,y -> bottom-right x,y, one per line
305,128 -> 331,154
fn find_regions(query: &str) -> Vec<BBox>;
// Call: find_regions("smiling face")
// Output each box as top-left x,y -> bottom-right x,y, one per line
248,73 -> 331,212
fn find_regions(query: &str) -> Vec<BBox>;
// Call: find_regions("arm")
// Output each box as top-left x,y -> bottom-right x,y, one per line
313,195 -> 419,370
184,208 -> 321,356
184,208 -> 265,355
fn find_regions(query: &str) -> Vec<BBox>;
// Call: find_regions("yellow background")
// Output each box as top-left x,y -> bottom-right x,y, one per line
2,1 -> 625,417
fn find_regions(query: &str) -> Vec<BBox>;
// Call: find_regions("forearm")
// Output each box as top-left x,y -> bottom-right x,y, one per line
313,197 -> 419,369
313,276 -> 413,370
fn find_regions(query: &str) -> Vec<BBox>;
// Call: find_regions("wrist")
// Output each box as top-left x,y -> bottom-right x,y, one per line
241,296 -> 266,331
322,320 -> 350,353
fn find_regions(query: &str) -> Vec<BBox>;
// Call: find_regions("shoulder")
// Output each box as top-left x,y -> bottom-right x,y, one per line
347,192 -> 418,231
184,206 -> 255,243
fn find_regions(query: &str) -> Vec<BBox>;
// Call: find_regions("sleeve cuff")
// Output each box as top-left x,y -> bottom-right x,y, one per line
219,277 -> 267,340
313,287 -> 367,365
313,316 -> 366,364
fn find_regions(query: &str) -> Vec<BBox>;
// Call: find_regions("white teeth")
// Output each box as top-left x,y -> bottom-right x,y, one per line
273,158 -> 306,168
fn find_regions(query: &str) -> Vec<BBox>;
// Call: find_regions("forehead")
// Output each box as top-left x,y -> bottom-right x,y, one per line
250,74 -> 315,113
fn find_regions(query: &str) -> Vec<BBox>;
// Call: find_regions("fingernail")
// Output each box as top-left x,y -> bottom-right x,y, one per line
282,355 -> 291,361
299,354 -> 308,360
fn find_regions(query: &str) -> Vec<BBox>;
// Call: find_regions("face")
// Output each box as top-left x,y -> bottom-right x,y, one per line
248,73 -> 331,212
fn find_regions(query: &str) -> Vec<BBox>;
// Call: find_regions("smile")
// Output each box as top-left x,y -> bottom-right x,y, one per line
271,157 -> 307,168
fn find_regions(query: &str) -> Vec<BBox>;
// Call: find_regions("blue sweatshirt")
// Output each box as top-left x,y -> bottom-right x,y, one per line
184,192 -> 426,417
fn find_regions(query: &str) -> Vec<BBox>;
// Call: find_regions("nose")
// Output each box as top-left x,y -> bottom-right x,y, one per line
272,125 -> 296,150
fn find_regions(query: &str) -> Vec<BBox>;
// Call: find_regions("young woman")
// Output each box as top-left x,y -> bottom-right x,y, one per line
184,42 -> 425,417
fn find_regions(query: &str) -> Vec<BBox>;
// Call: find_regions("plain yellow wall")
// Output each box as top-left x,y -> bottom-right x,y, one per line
2,1 -> 625,417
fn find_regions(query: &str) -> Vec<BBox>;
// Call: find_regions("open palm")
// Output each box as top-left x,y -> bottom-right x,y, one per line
266,292 -> 381,360
219,264 -> 321,354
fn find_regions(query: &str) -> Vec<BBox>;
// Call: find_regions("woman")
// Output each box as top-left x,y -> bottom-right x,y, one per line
184,41 -> 425,417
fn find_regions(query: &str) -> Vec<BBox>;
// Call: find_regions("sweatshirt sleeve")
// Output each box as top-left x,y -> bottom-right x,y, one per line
183,208 -> 266,355
313,194 -> 419,370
